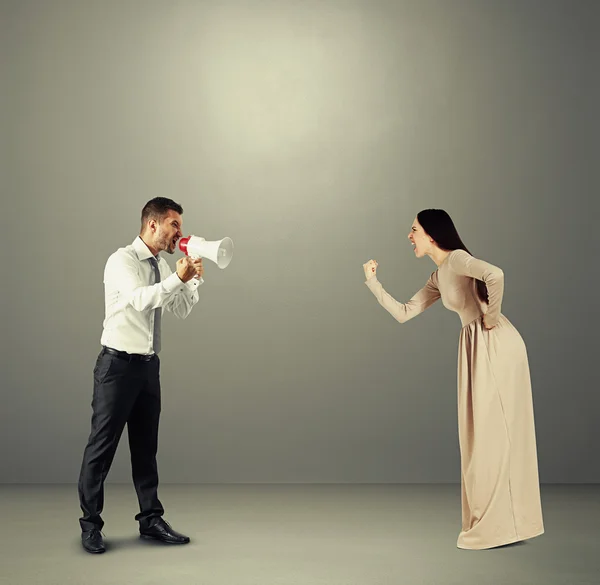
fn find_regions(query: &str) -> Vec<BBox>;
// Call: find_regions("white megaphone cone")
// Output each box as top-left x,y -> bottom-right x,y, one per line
178,235 -> 234,269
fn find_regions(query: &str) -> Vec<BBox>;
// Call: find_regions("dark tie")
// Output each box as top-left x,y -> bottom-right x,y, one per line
149,257 -> 161,354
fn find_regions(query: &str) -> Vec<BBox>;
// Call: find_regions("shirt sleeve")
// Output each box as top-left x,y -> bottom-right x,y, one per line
163,275 -> 201,319
365,271 -> 441,323
104,251 -> 184,312
446,249 -> 504,325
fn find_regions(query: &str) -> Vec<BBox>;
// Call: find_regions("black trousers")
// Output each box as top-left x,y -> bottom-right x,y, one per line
78,347 -> 164,532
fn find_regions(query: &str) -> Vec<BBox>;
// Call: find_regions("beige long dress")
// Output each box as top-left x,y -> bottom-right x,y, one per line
365,249 -> 544,550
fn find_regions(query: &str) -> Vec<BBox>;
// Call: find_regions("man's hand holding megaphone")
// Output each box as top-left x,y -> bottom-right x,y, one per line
176,256 -> 204,282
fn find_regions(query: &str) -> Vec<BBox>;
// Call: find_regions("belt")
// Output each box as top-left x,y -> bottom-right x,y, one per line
102,346 -> 156,362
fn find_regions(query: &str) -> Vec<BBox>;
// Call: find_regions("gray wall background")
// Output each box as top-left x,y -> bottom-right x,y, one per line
2,0 -> 598,484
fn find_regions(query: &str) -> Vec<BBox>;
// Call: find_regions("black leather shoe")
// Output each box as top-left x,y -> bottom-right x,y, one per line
81,528 -> 105,553
140,518 -> 190,544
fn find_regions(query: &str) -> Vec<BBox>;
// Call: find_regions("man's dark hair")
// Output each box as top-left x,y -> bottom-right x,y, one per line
141,197 -> 183,231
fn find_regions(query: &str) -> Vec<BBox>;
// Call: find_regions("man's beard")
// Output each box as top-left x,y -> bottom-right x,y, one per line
157,233 -> 174,254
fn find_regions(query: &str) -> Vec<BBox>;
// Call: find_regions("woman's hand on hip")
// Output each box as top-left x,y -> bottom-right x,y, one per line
483,315 -> 496,330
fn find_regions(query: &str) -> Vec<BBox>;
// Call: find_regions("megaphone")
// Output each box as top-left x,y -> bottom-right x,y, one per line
178,235 -> 234,269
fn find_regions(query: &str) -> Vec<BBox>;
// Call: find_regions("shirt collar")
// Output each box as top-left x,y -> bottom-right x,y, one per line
133,235 -> 159,262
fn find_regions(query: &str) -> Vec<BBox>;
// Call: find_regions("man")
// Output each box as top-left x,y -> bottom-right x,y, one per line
77,197 -> 203,554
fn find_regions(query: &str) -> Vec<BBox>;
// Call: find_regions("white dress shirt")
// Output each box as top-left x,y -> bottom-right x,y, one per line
100,236 -> 201,355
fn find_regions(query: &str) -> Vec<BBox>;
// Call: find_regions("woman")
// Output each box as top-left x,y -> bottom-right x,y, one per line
363,209 -> 544,550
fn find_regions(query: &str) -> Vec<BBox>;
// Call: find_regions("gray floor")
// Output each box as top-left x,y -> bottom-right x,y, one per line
0,484 -> 598,585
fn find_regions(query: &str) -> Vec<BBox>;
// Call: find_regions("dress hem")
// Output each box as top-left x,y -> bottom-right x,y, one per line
456,528 -> 544,551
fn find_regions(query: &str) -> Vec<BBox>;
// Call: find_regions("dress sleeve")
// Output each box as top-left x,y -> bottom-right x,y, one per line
446,249 -> 504,325
365,272 -> 441,324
